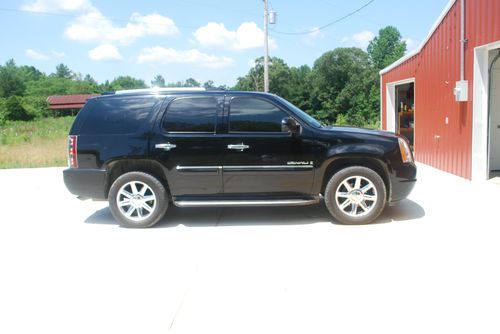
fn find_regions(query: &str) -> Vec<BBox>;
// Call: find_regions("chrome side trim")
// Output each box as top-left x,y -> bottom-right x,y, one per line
176,166 -> 222,173
173,198 -> 320,208
223,165 -> 313,172
175,165 -> 314,172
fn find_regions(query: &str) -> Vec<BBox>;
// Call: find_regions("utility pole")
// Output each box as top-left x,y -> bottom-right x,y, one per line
263,0 -> 269,93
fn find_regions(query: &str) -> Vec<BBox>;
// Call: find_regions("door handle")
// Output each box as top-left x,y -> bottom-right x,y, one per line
155,143 -> 177,151
227,144 -> 250,151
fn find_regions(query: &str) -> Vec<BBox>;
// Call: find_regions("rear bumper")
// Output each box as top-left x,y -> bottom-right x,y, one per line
63,168 -> 107,200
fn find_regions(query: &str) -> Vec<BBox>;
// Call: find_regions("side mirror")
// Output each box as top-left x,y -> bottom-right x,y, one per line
281,117 -> 300,134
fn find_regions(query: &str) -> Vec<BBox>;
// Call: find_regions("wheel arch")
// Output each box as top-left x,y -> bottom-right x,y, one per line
105,159 -> 170,199
319,156 -> 391,200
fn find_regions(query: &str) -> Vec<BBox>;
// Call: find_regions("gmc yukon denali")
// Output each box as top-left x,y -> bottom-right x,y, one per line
63,88 -> 416,228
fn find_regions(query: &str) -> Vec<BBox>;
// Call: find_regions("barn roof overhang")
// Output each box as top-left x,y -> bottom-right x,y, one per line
379,0 -> 457,75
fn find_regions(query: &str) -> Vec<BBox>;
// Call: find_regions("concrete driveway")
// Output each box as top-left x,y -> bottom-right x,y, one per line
0,164 -> 499,334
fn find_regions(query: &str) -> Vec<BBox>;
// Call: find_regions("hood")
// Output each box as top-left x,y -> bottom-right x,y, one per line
320,125 -> 397,138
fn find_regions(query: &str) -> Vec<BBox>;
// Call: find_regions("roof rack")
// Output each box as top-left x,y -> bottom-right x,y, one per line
114,87 -> 206,95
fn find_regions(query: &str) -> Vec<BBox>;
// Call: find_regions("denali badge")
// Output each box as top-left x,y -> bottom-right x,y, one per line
287,161 -> 313,166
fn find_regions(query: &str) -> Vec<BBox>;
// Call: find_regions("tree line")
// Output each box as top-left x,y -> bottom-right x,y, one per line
0,26 -> 406,128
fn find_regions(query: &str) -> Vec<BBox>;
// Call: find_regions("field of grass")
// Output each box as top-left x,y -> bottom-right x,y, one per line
0,117 -> 75,168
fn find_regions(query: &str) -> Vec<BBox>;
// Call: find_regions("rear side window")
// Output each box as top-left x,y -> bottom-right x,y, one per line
229,97 -> 288,132
80,96 -> 158,135
162,97 -> 217,133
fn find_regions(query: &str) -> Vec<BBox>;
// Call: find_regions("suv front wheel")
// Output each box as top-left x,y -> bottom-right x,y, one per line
108,172 -> 168,228
324,166 -> 386,225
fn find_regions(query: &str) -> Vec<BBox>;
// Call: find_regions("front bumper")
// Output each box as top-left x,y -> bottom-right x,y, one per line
389,163 -> 417,203
63,168 -> 107,200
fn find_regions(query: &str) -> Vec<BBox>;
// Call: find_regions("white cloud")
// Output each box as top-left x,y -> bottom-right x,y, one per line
194,22 -> 276,51
137,46 -> 234,68
88,44 -> 122,61
65,8 -> 179,45
21,0 -> 92,12
404,38 -> 420,53
26,49 -> 50,60
51,50 -> 66,58
341,30 -> 375,50
302,27 -> 325,46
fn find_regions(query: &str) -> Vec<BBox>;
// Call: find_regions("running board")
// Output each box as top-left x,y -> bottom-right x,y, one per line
173,197 -> 320,208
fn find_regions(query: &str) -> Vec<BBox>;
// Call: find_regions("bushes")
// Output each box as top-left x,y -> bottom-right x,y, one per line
0,101 -> 5,126
0,96 -> 34,123
0,96 -> 51,123
21,96 -> 51,118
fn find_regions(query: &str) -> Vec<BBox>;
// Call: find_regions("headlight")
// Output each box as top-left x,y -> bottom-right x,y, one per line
398,137 -> 414,164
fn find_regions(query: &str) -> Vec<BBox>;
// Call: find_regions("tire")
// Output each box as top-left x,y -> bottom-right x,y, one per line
324,166 -> 386,225
108,172 -> 168,228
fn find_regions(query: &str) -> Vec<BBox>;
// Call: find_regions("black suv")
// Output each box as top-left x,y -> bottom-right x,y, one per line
63,88 -> 416,228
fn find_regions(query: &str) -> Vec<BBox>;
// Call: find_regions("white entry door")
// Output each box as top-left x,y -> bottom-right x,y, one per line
490,54 -> 500,171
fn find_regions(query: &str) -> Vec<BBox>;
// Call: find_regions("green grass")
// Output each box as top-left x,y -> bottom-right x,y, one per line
0,117 -> 75,168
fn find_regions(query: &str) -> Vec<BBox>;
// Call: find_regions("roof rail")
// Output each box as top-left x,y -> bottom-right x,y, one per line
114,87 -> 206,95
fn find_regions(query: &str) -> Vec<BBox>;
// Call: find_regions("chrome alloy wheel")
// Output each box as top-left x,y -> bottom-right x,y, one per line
335,176 -> 378,218
116,181 -> 157,222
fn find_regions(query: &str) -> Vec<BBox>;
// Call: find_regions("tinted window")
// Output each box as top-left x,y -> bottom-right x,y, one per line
229,97 -> 288,132
80,96 -> 158,135
163,97 -> 216,132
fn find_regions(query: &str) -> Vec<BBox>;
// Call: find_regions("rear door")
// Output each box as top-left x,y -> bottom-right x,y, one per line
221,95 -> 315,196
150,94 -> 225,197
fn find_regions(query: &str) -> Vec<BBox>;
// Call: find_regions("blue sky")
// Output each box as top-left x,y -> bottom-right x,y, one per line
0,0 -> 449,87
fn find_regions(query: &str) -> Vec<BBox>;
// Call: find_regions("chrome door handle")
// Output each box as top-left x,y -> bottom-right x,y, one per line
227,144 -> 250,151
155,143 -> 177,151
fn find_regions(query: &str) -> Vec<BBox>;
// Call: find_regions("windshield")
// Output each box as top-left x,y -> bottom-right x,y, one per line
276,96 -> 322,128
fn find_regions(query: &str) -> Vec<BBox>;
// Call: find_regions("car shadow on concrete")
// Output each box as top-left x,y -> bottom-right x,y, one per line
84,199 -> 425,228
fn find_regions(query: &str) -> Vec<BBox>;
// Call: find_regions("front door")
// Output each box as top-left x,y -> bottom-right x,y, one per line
151,95 -> 224,197
221,95 -> 315,196
489,53 -> 500,171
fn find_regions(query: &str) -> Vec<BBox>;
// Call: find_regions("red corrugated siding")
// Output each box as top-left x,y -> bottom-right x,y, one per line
381,0 -> 500,180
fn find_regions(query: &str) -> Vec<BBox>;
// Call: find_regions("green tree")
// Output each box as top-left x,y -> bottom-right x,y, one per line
54,63 -> 73,79
100,80 -> 113,92
234,57 -> 293,98
110,76 -> 147,90
151,75 -> 166,88
21,96 -> 51,118
367,26 -> 407,70
18,65 -> 44,82
311,47 -> 377,126
0,59 -> 26,97
0,98 -> 6,125
287,65 -> 313,113
184,78 -> 201,87
3,96 -> 33,121
26,76 -> 72,96
203,80 -> 215,89
83,74 -> 97,86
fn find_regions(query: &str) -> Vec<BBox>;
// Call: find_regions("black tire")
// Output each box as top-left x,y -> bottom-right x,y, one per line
108,172 -> 168,228
324,166 -> 386,225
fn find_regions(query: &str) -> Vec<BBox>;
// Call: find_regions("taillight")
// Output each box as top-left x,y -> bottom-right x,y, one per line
68,135 -> 78,168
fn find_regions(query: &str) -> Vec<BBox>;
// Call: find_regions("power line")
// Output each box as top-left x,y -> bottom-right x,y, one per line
270,0 -> 375,36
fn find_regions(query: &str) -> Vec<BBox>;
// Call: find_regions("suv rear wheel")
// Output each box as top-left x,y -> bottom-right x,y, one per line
324,166 -> 386,225
108,172 -> 168,228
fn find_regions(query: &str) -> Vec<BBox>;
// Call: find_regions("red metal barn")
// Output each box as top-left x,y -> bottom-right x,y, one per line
380,0 -> 500,181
